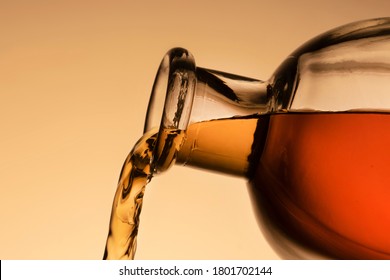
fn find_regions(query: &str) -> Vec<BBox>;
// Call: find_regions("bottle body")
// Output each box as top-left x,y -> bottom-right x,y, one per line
244,18 -> 390,259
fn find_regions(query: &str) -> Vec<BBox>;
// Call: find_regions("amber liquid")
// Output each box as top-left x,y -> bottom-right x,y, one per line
103,129 -> 158,260
251,112 -> 390,259
104,112 -> 390,260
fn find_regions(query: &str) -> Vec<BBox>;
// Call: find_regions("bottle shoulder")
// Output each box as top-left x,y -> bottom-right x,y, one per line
270,18 -> 390,113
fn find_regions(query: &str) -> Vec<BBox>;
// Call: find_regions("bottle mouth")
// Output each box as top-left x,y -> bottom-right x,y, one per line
144,48 -> 196,174
144,48 -> 196,134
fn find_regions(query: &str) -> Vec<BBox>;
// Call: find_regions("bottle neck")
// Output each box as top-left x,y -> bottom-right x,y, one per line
175,68 -> 270,176
145,48 -> 272,176
189,67 -> 271,124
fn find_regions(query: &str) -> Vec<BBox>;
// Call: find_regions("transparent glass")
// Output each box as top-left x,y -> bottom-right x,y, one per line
105,17 -> 390,260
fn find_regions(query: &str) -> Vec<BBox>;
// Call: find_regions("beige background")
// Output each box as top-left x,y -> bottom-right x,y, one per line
0,0 -> 389,259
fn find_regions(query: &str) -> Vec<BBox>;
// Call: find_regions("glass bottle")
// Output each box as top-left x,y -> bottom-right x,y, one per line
107,17 -> 390,260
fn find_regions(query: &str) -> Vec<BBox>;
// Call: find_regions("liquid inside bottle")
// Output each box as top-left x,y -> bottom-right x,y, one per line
178,111 -> 390,259
173,110 -> 390,259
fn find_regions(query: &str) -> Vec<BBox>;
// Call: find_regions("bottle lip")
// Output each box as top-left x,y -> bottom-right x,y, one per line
144,47 -> 196,133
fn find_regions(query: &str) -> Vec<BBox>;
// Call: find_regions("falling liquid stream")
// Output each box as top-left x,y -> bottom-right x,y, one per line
103,127 -> 186,259
103,129 -> 158,260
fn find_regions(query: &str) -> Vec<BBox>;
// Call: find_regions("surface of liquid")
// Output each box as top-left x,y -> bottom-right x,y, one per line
251,112 -> 390,259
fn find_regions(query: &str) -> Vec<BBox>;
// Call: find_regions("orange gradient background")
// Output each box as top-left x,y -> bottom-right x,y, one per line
1,0 -> 389,259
